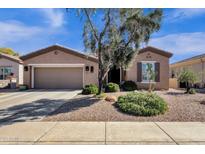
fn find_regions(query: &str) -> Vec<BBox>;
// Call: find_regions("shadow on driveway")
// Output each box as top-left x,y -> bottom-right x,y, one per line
0,99 -> 64,124
0,96 -> 99,127
47,96 -> 99,116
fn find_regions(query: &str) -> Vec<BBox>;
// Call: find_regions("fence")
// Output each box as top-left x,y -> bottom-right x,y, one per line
169,78 -> 178,89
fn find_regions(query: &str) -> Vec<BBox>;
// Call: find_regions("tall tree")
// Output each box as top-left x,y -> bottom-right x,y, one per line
0,48 -> 19,56
76,8 -> 162,94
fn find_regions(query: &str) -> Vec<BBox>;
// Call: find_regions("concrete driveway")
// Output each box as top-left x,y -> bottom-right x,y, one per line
0,89 -> 81,123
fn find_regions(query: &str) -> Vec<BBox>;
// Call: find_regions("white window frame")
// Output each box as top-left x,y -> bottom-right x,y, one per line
0,66 -> 12,80
141,61 -> 156,83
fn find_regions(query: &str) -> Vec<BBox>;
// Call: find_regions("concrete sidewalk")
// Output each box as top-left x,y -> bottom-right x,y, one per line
0,122 -> 205,145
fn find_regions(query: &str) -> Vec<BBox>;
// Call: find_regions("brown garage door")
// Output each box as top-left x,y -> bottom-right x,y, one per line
34,67 -> 83,89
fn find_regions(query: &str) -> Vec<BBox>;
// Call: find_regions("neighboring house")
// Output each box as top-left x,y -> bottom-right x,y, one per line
0,52 -> 23,88
170,53 -> 205,88
21,45 -> 172,90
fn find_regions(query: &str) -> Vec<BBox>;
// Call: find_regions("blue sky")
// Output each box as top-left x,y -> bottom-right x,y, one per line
0,8 -> 205,63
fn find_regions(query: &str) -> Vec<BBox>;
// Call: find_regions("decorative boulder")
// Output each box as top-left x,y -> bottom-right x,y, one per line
105,96 -> 117,102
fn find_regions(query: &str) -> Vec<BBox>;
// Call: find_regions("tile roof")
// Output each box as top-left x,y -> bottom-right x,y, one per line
20,44 -> 173,64
171,53 -> 205,65
20,44 -> 98,63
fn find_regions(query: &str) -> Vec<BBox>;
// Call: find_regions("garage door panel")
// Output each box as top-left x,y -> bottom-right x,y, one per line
34,67 -> 83,89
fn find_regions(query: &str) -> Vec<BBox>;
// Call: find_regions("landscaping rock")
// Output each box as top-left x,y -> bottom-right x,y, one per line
105,96 -> 117,102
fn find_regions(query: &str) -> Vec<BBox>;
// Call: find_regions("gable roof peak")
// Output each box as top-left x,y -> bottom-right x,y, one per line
20,44 -> 98,63
139,46 -> 173,58
0,52 -> 23,64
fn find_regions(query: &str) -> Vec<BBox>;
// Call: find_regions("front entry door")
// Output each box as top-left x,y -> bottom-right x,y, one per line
108,67 -> 121,84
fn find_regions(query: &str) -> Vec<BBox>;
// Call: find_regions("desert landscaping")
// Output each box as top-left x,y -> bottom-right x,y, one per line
43,89 -> 205,122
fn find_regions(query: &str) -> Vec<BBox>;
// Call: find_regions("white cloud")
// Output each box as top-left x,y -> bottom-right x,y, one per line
0,20 -> 42,46
149,32 -> 205,55
165,8 -> 205,22
40,9 -> 64,28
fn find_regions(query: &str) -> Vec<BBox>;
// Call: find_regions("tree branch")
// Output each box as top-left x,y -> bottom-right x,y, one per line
102,63 -> 112,80
116,24 -> 138,52
83,9 -> 99,41
99,9 -> 111,41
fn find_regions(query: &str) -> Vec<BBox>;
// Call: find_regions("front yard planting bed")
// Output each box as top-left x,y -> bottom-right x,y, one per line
117,92 -> 167,116
43,89 -> 205,122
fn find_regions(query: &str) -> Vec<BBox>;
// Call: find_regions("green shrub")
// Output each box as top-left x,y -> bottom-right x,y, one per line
177,69 -> 198,93
117,92 -> 168,116
82,84 -> 98,95
105,82 -> 120,92
19,84 -> 28,91
186,88 -> 196,94
121,81 -> 137,91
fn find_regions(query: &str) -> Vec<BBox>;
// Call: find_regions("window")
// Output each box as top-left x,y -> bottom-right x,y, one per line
90,66 -> 94,73
141,62 -> 155,82
0,67 -> 12,80
85,66 -> 89,71
24,66 -> 28,71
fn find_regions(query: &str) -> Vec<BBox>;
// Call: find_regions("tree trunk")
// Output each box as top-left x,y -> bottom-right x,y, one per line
98,66 -> 110,94
98,58 -> 103,94
148,74 -> 152,92
98,73 -> 103,95
149,83 -> 151,92
121,66 -> 124,82
98,45 -> 103,94
98,74 -> 102,95
186,82 -> 190,93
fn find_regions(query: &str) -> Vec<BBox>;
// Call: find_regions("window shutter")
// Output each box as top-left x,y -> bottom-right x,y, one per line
155,62 -> 160,82
137,62 -> 142,82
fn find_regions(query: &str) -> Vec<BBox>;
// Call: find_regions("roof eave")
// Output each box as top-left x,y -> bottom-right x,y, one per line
20,45 -> 98,63
138,46 -> 173,58
0,54 -> 23,64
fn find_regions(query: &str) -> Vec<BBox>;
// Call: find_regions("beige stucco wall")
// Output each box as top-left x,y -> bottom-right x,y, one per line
0,57 -> 23,86
126,51 -> 170,90
23,49 -> 98,88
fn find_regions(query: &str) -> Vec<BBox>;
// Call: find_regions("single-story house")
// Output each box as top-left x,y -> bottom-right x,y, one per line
0,52 -> 23,88
20,45 -> 172,90
170,53 -> 205,88
21,45 -> 99,89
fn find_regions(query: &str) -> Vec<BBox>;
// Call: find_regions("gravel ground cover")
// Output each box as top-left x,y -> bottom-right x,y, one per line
43,89 -> 205,122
